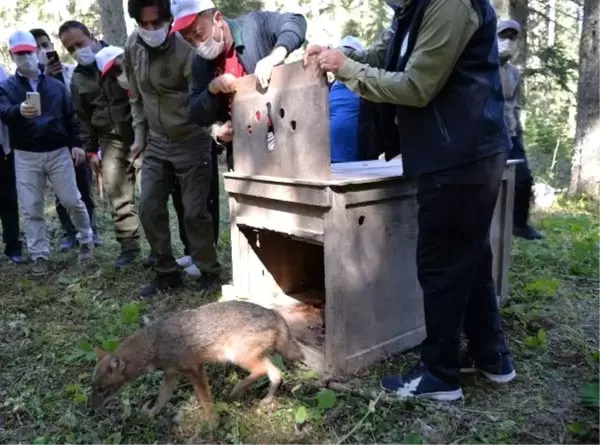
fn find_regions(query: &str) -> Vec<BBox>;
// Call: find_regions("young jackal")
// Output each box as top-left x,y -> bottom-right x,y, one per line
91,300 -> 304,422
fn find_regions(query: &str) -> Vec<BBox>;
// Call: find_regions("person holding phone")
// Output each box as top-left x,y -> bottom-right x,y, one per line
29,27 -> 100,252
0,30 -> 95,275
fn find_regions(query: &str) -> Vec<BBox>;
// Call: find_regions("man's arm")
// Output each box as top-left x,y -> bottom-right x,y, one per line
340,27 -> 394,69
123,36 -> 147,147
62,84 -> 84,148
188,54 -> 222,127
262,11 -> 307,60
70,81 -> 99,153
336,0 -> 479,107
0,84 -> 22,123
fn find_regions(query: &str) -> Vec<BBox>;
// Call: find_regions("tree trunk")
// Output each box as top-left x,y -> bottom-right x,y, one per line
568,0 -> 600,199
98,0 -> 128,46
491,0 -> 509,17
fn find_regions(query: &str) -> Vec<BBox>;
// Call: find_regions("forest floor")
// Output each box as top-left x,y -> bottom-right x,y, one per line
0,176 -> 598,444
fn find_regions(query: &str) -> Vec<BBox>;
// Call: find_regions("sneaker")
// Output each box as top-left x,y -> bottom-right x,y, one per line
139,272 -> 183,298
176,255 -> 193,268
31,258 -> 50,276
78,243 -> 94,262
513,225 -> 544,240
59,235 -> 77,252
459,352 -> 516,384
142,255 -> 156,269
8,255 -> 29,265
380,362 -> 463,401
184,263 -> 201,277
93,231 -> 103,247
194,271 -> 221,293
114,251 -> 138,269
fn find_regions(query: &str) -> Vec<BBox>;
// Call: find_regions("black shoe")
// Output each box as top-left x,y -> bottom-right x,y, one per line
114,251 -> 139,269
460,351 -> 517,384
139,272 -> 182,298
142,255 -> 156,269
513,225 -> 544,240
194,272 -> 221,293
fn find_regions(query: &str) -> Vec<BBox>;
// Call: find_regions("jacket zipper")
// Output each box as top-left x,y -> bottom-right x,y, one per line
147,56 -> 164,136
432,104 -> 451,142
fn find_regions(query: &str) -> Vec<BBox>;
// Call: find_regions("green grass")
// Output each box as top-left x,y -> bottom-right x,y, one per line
0,186 -> 598,444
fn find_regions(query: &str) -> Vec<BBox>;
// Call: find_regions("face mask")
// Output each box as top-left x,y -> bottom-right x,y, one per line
498,38 -> 518,59
116,72 -> 129,90
74,45 -> 96,66
14,53 -> 39,77
138,25 -> 169,48
37,50 -> 48,66
195,24 -> 225,60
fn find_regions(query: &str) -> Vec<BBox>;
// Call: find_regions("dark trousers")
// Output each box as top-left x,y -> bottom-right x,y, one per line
172,143 -> 220,256
417,153 -> 511,385
0,150 -> 22,257
508,136 -> 534,229
56,160 -> 97,238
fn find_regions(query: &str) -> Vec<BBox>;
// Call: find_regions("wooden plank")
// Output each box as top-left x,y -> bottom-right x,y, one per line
231,60 -> 331,181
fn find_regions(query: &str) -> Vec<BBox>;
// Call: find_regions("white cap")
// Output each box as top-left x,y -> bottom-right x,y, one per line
340,35 -> 364,52
170,0 -> 216,34
497,19 -> 521,35
8,30 -> 38,54
95,45 -> 124,76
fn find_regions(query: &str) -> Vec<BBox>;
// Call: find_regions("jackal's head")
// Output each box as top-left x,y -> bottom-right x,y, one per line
90,347 -> 128,411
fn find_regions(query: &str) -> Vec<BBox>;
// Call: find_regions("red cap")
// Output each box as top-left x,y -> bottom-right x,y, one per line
170,13 -> 198,35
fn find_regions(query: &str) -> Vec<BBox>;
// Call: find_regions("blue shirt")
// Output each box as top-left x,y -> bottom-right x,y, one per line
329,80 -> 361,163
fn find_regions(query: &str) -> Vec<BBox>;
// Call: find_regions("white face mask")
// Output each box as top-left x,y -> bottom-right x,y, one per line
498,38 -> 518,59
14,53 -> 39,77
195,24 -> 225,60
116,72 -> 129,90
138,25 -> 169,48
37,50 -> 48,66
74,45 -> 96,66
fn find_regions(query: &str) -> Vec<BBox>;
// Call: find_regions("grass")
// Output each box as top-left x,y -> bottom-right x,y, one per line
0,181 -> 598,444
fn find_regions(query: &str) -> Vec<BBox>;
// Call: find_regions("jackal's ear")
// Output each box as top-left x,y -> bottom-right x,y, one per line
108,356 -> 125,374
95,346 -> 107,362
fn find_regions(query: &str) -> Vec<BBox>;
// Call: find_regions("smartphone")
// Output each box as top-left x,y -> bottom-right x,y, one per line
25,92 -> 41,116
46,50 -> 59,63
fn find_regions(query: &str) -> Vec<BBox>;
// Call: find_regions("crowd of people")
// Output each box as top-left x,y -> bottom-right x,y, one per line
0,0 -> 543,401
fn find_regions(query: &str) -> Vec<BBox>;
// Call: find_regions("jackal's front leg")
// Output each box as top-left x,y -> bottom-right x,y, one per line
142,371 -> 178,417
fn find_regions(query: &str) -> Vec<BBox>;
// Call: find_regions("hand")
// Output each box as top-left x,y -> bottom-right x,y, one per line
254,55 -> 277,89
88,153 -> 101,174
71,147 -> 86,166
208,73 -> 237,95
317,49 -> 347,74
19,102 -> 38,119
303,44 -> 326,67
130,142 -> 144,157
216,120 -> 233,143
44,59 -> 62,77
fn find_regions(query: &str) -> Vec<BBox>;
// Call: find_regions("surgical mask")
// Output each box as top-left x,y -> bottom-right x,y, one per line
195,24 -> 225,60
498,38 -> 518,59
74,45 -> 96,66
37,50 -> 48,65
138,25 -> 169,48
117,72 -> 129,90
14,53 -> 39,77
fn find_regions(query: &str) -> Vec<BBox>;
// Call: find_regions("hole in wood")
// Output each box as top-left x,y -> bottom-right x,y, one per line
279,108 -> 285,118
290,120 -> 297,131
266,102 -> 275,151
255,111 -> 261,121
358,215 -> 365,225
239,227 -> 325,358
247,124 -> 253,134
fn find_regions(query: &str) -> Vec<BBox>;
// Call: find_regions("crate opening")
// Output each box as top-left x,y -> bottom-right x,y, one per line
239,226 -> 326,354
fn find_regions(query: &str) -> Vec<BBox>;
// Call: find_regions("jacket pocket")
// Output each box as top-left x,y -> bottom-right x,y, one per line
432,104 -> 451,142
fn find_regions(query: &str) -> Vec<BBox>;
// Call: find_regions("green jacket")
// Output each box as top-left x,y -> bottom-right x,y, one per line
123,30 -> 207,147
70,61 -> 133,153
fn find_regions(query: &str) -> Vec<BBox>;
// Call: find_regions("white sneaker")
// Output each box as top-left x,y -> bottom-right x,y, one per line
176,255 -> 193,267
184,264 -> 201,277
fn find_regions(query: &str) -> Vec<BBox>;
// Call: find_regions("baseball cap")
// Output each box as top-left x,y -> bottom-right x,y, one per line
170,0 -> 216,35
8,30 -> 38,54
497,19 -> 521,35
340,35 -> 364,52
95,45 -> 124,76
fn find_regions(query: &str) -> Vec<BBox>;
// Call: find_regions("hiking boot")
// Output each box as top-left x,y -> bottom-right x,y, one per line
513,225 -> 544,240
194,271 -> 221,293
78,243 -> 94,262
380,362 -> 463,401
139,272 -> 183,298
32,258 -> 50,276
59,235 -> 77,252
460,351 -> 517,384
114,250 -> 139,269
142,255 -> 156,269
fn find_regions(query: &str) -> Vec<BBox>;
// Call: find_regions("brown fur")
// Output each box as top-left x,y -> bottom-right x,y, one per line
91,300 -> 304,422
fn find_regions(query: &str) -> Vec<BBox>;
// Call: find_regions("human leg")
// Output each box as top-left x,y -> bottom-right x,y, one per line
0,151 -> 23,260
